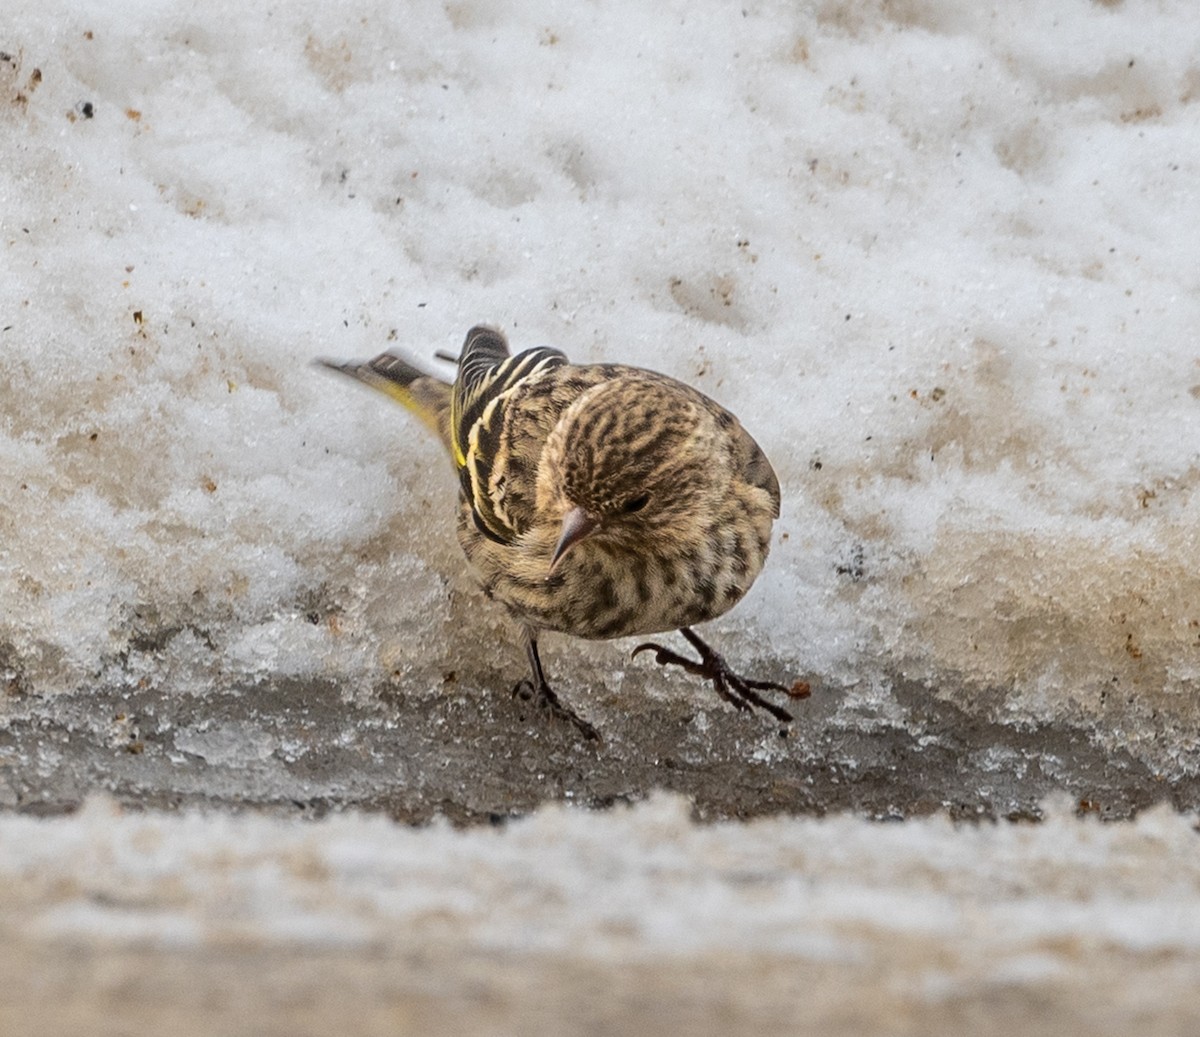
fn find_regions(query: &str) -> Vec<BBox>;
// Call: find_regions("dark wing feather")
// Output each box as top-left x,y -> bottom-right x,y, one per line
733,423 -> 781,519
450,326 -> 567,544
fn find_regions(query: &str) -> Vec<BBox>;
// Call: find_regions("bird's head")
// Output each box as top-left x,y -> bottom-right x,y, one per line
537,377 -> 728,573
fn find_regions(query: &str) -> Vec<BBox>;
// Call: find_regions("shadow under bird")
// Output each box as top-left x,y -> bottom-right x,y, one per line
318,325 -> 806,740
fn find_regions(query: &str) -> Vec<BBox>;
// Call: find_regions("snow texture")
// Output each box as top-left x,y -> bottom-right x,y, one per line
3,793 -> 1200,1034
3,0 -> 1199,754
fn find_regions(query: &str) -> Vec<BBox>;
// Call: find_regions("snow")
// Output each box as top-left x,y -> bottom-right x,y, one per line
5,0 -> 1199,737
4,793 -> 1200,1032
2,0 -> 1200,1029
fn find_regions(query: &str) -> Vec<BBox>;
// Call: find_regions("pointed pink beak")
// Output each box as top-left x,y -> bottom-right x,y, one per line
549,506 -> 598,573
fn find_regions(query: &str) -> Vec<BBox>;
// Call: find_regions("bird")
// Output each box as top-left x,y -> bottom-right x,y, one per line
318,325 -> 804,740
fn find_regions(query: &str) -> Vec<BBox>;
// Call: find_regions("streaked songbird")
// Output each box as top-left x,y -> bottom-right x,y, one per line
319,326 -> 804,740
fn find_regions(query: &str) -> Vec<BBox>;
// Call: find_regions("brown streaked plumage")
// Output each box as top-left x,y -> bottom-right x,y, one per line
318,325 -> 803,740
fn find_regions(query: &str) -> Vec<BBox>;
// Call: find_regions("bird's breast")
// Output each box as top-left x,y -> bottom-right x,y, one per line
457,501 -> 772,640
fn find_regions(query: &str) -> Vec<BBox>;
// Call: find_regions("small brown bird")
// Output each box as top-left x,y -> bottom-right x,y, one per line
320,326 -> 802,740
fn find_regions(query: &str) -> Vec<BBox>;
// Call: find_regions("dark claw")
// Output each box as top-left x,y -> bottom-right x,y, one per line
631,641 -> 708,677
515,632 -> 601,742
633,628 -> 796,724
511,679 -> 600,741
511,679 -> 599,742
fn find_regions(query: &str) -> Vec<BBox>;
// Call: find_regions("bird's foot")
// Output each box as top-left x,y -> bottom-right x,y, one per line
512,679 -> 600,742
632,627 -> 803,724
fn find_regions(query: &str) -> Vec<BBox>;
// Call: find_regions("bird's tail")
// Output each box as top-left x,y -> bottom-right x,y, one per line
316,352 -> 454,453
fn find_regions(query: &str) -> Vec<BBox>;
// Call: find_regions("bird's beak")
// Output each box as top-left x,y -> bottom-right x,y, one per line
549,506 -> 598,574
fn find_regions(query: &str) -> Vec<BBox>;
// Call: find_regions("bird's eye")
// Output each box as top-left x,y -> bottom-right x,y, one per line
622,493 -> 650,514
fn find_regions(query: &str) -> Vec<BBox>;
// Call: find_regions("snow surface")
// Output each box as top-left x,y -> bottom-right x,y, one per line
3,0 -> 1200,1027
10,792 -> 1199,961
4,0 -> 1199,752
2,0 -> 1200,744
3,793 -> 1200,1034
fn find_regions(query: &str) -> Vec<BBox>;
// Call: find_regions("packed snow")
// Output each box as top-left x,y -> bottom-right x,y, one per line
4,0 -> 1200,745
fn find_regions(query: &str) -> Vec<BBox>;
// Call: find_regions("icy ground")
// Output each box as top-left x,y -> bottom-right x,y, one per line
2,0 -> 1200,1032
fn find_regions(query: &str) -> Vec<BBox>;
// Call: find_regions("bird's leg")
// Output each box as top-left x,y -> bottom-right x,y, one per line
632,627 -> 799,724
513,630 -> 600,741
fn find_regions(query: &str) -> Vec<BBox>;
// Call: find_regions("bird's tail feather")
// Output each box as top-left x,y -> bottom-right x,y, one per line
316,353 -> 454,453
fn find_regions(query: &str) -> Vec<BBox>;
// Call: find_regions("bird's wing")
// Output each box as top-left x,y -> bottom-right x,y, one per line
731,421 -> 781,519
680,380 -> 782,521
451,326 -> 568,544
